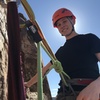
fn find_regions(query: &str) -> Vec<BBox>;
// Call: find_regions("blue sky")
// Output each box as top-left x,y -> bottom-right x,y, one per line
18,0 -> 100,97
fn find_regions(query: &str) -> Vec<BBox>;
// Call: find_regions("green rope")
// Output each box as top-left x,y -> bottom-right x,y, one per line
37,42 -> 43,100
51,60 -> 70,86
41,42 -> 70,86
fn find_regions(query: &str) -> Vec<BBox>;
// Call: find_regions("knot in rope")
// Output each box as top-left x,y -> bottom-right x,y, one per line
52,60 -> 63,73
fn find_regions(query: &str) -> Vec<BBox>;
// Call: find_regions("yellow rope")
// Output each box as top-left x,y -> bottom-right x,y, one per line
21,0 -> 35,22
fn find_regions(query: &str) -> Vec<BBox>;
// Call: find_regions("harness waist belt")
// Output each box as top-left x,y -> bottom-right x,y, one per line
67,78 -> 94,86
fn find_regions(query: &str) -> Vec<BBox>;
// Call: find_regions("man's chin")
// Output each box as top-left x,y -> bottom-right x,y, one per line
61,33 -> 70,36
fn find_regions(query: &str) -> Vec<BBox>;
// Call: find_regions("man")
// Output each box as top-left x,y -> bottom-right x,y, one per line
25,8 -> 100,100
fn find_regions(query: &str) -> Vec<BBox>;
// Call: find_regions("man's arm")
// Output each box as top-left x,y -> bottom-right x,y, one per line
77,77 -> 100,100
77,52 -> 100,100
95,52 -> 100,61
24,62 -> 52,88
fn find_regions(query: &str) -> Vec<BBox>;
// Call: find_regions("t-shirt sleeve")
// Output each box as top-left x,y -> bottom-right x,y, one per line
88,33 -> 100,53
49,47 -> 62,64
55,47 -> 62,60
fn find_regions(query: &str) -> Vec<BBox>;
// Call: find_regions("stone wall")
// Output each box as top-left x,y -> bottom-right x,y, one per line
0,3 -> 8,100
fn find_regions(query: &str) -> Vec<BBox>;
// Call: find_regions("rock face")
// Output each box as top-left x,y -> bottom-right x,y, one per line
0,2 -> 8,100
0,1 -> 52,100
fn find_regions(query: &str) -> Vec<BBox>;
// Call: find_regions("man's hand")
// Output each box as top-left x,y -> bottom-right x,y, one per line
77,77 -> 100,100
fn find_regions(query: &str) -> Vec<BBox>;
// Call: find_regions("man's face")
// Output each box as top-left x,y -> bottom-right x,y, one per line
56,17 -> 73,36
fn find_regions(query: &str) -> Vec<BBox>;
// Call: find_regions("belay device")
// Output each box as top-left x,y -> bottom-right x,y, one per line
26,20 -> 43,43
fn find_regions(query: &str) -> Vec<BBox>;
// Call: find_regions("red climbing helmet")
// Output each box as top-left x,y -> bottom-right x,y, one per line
52,8 -> 76,27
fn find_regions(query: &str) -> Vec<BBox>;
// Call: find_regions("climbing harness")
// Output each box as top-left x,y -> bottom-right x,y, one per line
66,78 -> 94,86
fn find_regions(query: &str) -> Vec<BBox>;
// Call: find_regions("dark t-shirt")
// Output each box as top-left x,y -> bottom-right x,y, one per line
55,33 -> 100,92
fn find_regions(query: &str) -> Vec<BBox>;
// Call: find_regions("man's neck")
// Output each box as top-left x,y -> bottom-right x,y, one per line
65,31 -> 78,40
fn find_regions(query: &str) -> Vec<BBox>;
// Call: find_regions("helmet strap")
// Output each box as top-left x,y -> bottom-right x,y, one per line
66,17 -> 75,35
